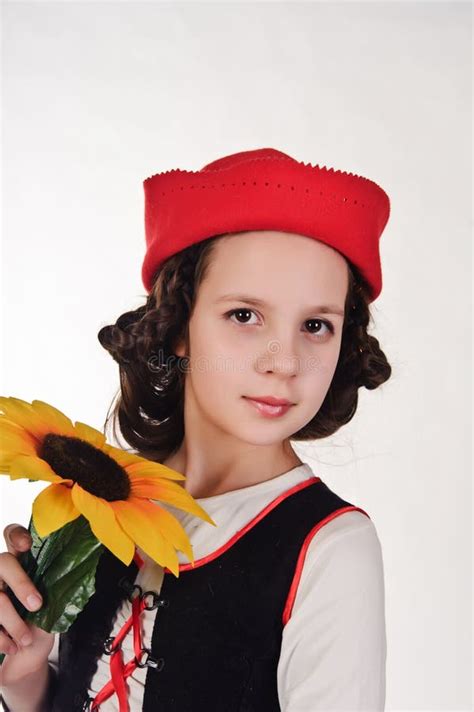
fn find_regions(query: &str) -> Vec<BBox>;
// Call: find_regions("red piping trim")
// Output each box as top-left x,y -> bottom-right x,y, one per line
281,505 -> 370,626
89,481 -> 366,709
89,478 -> 326,710
162,476 -> 322,574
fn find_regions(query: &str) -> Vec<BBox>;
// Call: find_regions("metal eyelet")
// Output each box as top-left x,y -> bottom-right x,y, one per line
135,647 -> 165,671
141,590 -> 170,610
103,636 -> 121,655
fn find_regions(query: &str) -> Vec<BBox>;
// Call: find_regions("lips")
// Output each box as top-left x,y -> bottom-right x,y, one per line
244,396 -> 294,406
243,396 -> 294,419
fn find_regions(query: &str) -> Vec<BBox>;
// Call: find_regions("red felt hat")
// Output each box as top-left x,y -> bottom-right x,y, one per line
141,147 -> 391,302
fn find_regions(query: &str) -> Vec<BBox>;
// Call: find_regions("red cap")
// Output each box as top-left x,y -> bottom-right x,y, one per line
142,147 -> 391,302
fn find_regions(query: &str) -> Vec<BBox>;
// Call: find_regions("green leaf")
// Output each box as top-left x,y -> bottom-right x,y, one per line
0,515 -> 104,666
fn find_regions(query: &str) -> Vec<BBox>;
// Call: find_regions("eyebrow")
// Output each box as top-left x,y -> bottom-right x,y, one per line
215,294 -> 345,317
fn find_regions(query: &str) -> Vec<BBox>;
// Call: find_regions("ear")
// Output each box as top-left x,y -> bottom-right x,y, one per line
173,337 -> 187,359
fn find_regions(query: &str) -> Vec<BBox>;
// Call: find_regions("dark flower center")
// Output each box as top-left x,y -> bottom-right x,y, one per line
39,434 -> 131,501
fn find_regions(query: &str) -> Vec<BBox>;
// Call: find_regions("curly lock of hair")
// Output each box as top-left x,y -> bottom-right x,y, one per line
97,235 -> 392,463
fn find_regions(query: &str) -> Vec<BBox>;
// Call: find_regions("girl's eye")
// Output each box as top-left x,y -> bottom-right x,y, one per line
304,318 -> 335,338
225,308 -> 259,326
224,309 -> 335,339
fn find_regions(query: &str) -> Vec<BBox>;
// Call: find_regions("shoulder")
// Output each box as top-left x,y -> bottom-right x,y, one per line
291,508 -> 385,612
278,509 -> 387,710
305,507 -> 382,557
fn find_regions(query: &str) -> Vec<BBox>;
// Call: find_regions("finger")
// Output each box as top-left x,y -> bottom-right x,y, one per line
0,552 -> 43,612
3,524 -> 31,556
0,627 -> 18,655
0,594 -> 36,649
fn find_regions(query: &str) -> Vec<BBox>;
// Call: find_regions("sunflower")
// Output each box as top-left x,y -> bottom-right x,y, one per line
0,397 -> 216,576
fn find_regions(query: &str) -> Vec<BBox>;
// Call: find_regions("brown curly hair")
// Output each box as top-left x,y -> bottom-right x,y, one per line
97,234 -> 392,463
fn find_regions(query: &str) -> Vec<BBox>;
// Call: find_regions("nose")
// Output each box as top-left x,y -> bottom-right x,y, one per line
255,335 -> 300,377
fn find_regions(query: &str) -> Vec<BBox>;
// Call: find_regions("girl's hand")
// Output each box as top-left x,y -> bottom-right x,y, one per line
0,524 -> 55,686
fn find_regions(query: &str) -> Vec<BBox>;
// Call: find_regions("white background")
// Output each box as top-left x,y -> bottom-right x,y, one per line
1,2 -> 472,710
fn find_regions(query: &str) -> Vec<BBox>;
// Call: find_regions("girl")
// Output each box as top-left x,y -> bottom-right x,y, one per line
0,146 -> 392,711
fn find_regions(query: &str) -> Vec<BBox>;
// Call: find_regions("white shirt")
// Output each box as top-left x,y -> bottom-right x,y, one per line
48,462 -> 387,711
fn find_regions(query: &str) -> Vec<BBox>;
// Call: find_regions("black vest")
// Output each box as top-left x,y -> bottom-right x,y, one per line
51,477 -> 363,712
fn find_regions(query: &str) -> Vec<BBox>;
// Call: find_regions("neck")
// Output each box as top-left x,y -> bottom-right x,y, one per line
161,446 -> 304,499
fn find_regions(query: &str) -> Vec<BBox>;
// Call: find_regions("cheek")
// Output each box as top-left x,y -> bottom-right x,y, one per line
192,320 -> 249,369
301,344 -> 341,393
187,324 -> 246,394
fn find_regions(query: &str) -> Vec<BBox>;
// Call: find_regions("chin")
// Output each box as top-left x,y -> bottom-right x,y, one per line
234,426 -> 294,448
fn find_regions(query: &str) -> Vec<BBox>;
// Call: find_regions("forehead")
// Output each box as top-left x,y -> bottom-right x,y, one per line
202,231 -> 349,298
213,230 -> 345,264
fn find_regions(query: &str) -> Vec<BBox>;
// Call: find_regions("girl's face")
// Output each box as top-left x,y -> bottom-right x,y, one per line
175,231 -> 348,449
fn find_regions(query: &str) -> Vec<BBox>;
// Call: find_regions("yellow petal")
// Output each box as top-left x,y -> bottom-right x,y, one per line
102,445 -> 147,469
9,455 -> 67,483
70,485 -> 135,565
0,425 -> 39,468
104,446 -> 187,482
0,396 -> 33,415
125,460 -> 186,482
0,397 -> 53,440
111,498 -> 181,576
30,400 -> 75,436
130,477 -> 217,527
116,496 -> 193,564
0,417 -> 29,434
73,421 -> 106,449
32,483 -> 80,537
0,419 -> 38,442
